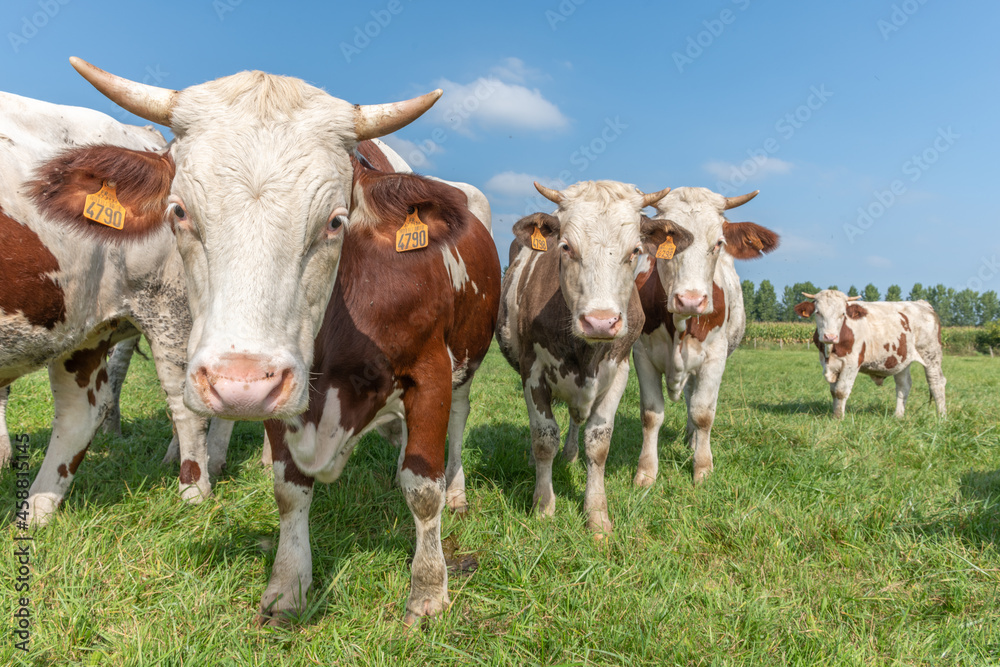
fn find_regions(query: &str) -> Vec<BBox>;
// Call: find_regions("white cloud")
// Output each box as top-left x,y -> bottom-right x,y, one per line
484,171 -> 552,199
378,135 -> 438,170
489,57 -> 546,85
865,255 -> 894,269
703,157 -> 794,181
775,232 -> 836,258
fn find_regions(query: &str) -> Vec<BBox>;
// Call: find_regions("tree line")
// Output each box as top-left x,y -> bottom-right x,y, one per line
741,281 -> 1000,326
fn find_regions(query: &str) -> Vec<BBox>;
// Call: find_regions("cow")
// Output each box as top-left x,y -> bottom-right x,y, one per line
794,290 -> 946,418
63,59 -> 499,625
632,187 -> 779,486
495,180 -> 691,534
0,91 -> 235,525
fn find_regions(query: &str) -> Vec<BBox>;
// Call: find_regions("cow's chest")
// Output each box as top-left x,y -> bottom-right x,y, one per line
285,386 -> 405,484
528,343 -> 618,421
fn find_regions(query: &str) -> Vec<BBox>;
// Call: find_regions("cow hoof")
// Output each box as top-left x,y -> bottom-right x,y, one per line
404,594 -> 448,628
633,470 -> 656,488
532,494 -> 555,518
562,446 -> 579,463
179,483 -> 211,504
446,492 -> 468,515
587,513 -> 613,536
692,467 -> 713,486
25,493 -> 60,527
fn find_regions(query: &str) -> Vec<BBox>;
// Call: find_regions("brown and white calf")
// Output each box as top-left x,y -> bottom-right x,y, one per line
632,187 -> 779,485
794,290 -> 946,418
60,60 -> 497,625
496,180 -> 689,533
0,91 -> 232,524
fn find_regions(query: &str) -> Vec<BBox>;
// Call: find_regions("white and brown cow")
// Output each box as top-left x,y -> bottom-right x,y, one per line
794,290 -> 946,418
0,91 -> 234,525
61,60 -> 498,625
496,181 -> 690,534
632,187 -> 779,486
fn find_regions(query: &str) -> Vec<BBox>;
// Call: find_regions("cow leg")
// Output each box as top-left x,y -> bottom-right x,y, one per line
261,430 -> 273,466
206,418 -> 235,476
445,380 -> 472,514
563,419 -> 580,463
100,335 -> 139,436
893,367 -> 912,418
582,363 -> 629,535
830,366 -> 858,420
685,359 -> 725,485
524,381 -> 559,518
632,344 -> 664,488
25,342 -> 113,525
924,360 -> 947,417
259,422 -> 314,626
0,385 -> 10,468
399,359 -> 452,626
143,335 -> 212,503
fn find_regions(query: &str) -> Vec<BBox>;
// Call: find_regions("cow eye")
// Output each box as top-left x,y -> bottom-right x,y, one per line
628,245 -> 642,262
558,240 -> 575,258
325,207 -> 349,238
328,215 -> 346,231
172,204 -> 186,220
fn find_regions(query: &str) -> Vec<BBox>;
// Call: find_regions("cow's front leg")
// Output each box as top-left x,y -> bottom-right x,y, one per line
830,365 -> 858,420
399,358 -> 452,626
259,421 -> 314,626
562,418 -> 580,463
685,359 -> 725,485
26,341 -> 113,525
100,335 -> 138,436
0,385 -> 10,468
632,343 -> 664,488
524,380 -> 559,517
582,363 -> 630,535
444,380 -> 472,513
893,367 -> 912,418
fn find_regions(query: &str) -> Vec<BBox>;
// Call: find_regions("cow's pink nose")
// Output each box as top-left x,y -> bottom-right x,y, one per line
579,310 -> 622,339
673,291 -> 708,314
821,333 -> 839,343
192,354 -> 296,418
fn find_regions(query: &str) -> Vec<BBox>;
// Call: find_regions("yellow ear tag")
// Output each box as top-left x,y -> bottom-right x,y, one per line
530,226 -> 547,251
395,207 -> 429,252
83,180 -> 126,230
656,235 -> 676,260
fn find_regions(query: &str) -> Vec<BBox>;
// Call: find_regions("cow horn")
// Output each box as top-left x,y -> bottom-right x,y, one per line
640,187 -> 671,208
354,89 -> 443,141
70,57 -> 177,126
801,292 -> 817,299
847,295 -> 862,301
534,182 -> 563,204
724,190 -> 759,210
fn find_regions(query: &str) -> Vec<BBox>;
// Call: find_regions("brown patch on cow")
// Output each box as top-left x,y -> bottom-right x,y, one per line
897,332 -> 907,363
684,283 -> 726,343
265,421 -> 313,489
87,389 -> 96,406
530,383 -> 554,419
638,268 -> 675,338
832,322 -> 855,357
0,205 -> 67,329
30,145 -> 175,243
63,338 -> 113,388
179,460 -> 202,484
900,313 -> 911,331
642,410 -> 658,431
884,343 -> 891,351
885,356 -> 898,369
95,368 -> 109,391
858,341 -> 866,366
846,303 -> 868,320
693,412 -> 713,430
58,463 -> 69,478
794,301 -> 815,318
721,220 -> 780,260
354,139 -> 396,173
68,443 -> 90,475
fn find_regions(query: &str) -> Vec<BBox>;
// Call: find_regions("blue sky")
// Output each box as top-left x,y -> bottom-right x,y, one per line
3,0 -> 997,294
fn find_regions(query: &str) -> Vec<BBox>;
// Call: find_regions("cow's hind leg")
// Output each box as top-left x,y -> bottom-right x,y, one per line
831,366 -> 858,420
524,381 -> 559,518
582,362 -> 630,535
259,421 -> 314,626
893,367 -> 912,418
633,343 -> 664,488
26,340 -> 113,525
100,335 -> 138,436
445,380 -> 472,513
924,359 -> 947,417
399,356 -> 452,626
0,385 -> 10,468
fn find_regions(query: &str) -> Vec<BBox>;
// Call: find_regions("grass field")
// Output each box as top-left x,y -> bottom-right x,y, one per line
2,342 -> 999,665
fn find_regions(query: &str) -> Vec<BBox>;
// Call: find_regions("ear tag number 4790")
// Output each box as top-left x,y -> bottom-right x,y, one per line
83,180 -> 126,230
396,208 -> 429,252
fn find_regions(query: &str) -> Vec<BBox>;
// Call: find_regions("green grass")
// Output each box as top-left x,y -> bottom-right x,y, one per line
3,342 -> 999,665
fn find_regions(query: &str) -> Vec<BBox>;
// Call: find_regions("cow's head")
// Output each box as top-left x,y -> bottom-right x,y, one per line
651,187 -> 778,316
795,290 -> 866,343
513,181 -> 689,341
66,58 -> 441,419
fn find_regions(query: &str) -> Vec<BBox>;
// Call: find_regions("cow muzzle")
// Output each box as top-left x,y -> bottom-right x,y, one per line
672,290 -> 709,315
189,353 -> 298,419
820,332 -> 839,344
578,310 -> 623,340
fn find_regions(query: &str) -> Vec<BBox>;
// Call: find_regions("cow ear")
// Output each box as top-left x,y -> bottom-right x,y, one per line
846,303 -> 868,320
29,145 -> 174,243
722,221 -> 780,260
794,301 -> 815,318
640,216 -> 693,258
512,212 -> 560,248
